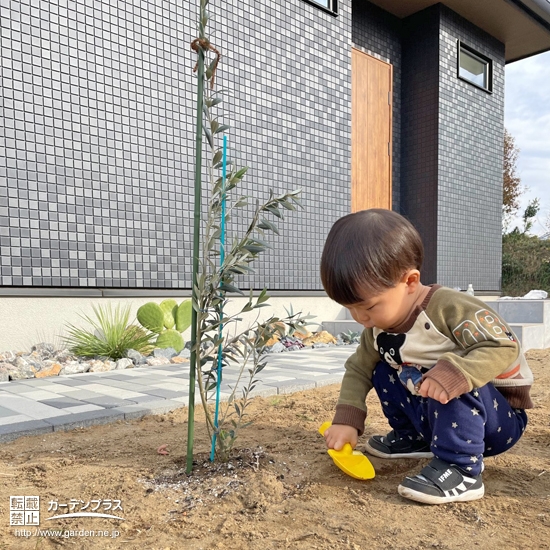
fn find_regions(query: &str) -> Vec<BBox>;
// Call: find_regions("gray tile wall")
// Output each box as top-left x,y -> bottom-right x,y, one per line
352,2 -> 402,211
0,0 -> 352,290
437,5 -> 505,292
400,5 -> 504,292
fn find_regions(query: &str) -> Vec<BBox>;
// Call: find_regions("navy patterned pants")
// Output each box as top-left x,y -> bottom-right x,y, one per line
372,361 -> 528,476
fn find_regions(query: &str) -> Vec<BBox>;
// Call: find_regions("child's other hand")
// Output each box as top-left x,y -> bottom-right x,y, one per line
324,424 -> 358,451
419,378 -> 449,404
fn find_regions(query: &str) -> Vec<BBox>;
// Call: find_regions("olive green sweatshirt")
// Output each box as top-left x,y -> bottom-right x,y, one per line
333,285 -> 534,435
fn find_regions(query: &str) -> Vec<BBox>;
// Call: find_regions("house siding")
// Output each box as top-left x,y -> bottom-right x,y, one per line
0,0 -> 506,294
400,5 -> 504,291
0,0 -> 352,291
437,5 -> 505,292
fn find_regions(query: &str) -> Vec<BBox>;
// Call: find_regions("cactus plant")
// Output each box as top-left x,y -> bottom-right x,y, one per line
136,302 -> 164,333
176,300 -> 192,332
155,329 -> 184,353
136,299 -> 192,351
159,299 -> 178,329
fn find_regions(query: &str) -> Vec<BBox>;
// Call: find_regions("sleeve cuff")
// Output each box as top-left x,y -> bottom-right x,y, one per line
332,404 -> 366,436
423,359 -> 470,399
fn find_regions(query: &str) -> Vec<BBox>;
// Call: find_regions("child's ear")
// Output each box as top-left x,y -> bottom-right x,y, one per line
402,269 -> 421,293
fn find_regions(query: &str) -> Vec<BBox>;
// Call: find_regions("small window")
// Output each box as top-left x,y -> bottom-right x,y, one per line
302,0 -> 338,15
458,42 -> 492,92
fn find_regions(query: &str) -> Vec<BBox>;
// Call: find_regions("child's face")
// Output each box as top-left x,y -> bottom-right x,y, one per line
343,278 -> 416,331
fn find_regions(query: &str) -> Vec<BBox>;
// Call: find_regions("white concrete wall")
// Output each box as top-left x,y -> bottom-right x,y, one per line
0,295 -> 345,352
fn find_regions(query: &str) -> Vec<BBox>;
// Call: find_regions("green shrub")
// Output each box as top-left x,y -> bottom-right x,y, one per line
64,304 -> 155,360
502,231 -> 550,296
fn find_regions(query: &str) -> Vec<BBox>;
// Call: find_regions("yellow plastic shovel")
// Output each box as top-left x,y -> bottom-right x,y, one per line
318,421 -> 375,480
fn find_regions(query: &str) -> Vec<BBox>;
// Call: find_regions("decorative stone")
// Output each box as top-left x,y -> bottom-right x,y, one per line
0,351 -> 16,362
8,364 -> 36,380
171,356 -> 189,364
59,361 -> 90,375
88,360 -> 117,372
146,356 -> 172,366
116,358 -> 134,370
177,348 -> 191,359
293,326 -> 313,340
127,349 -> 147,365
0,366 -> 10,382
302,331 -> 337,346
269,342 -> 286,353
153,347 -> 177,359
31,342 -> 56,358
35,362 -> 63,378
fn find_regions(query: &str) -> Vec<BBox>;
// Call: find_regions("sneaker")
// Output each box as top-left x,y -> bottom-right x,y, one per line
365,430 -> 433,459
398,457 -> 484,504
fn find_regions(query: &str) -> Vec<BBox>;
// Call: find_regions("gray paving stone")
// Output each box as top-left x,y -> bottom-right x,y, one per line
0,406 -> 21,418
47,409 -> 126,431
314,375 -> 344,387
0,420 -> 53,442
56,389 -> 115,400
264,379 -> 317,395
7,378 -> 58,387
140,388 -> 184,399
40,396 -> 88,409
0,383 -> 38,394
129,394 -> 169,404
113,405 -> 151,420
0,394 -> 71,419
80,396 -> 134,408
47,378 -> 91,387
0,347 -> 355,441
120,399 -> 183,416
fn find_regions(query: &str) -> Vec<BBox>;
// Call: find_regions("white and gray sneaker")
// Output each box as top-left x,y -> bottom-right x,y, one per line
398,457 -> 484,504
365,430 -> 433,459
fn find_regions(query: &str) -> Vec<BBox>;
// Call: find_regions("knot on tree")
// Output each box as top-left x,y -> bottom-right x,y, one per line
191,38 -> 221,89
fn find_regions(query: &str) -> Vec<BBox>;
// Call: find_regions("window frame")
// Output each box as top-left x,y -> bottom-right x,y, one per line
302,0 -> 338,16
457,41 -> 493,93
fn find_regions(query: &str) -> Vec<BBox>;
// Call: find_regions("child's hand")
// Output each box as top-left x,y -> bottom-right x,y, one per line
419,378 -> 449,404
324,424 -> 358,451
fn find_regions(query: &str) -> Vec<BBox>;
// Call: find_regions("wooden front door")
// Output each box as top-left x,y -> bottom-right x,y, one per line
351,49 -> 392,212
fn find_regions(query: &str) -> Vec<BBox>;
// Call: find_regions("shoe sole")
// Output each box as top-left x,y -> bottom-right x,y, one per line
365,441 -> 433,459
397,484 -> 485,505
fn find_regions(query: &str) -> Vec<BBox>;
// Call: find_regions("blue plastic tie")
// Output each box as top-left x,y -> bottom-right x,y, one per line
210,135 -> 227,462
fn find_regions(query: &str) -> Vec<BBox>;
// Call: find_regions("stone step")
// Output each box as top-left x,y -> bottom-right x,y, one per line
322,319 -> 363,336
509,323 -> 545,352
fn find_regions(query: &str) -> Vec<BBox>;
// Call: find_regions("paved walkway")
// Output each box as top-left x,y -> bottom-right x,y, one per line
0,347 -> 354,443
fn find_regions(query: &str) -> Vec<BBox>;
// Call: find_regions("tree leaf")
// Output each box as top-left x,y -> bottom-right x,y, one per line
205,97 -> 223,108
264,204 -> 283,218
214,124 -> 231,135
257,219 -> 279,235
204,128 -> 213,148
219,283 -> 245,295
213,149 -> 223,166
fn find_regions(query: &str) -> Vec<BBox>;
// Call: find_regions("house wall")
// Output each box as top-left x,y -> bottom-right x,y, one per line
0,0 -> 352,292
400,5 -> 505,292
437,6 -> 505,292
400,7 -> 441,285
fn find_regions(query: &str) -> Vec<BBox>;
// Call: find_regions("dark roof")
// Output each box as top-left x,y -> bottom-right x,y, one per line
367,0 -> 550,62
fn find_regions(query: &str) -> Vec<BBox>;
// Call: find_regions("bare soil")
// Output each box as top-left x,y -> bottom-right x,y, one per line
0,349 -> 549,550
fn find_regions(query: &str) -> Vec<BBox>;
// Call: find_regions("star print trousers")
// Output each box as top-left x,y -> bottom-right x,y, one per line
372,361 -> 528,475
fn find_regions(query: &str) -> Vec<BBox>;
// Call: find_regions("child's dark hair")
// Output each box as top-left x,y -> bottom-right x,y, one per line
320,209 -> 424,304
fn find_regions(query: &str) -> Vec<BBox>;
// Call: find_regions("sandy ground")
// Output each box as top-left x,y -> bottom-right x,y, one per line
0,349 -> 549,550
